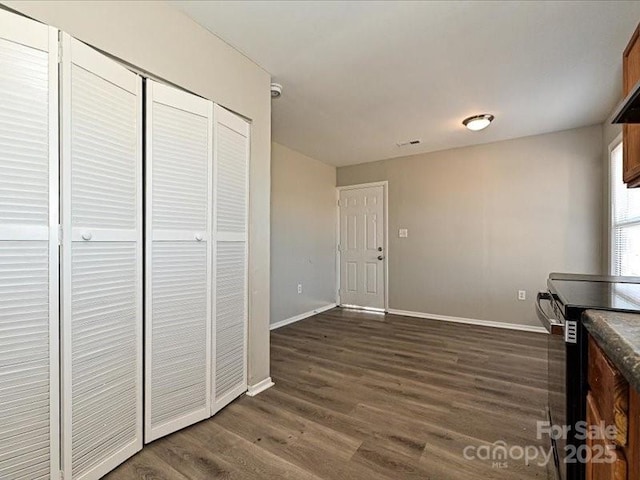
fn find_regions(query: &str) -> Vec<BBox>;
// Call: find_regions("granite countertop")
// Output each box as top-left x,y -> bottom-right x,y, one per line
583,309 -> 640,393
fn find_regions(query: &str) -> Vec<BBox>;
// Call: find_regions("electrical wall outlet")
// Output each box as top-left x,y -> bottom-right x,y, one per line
297,284 -> 302,294
399,228 -> 408,238
518,290 -> 526,301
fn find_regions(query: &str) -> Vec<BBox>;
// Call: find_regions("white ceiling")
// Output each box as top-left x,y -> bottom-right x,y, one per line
174,1 -> 640,167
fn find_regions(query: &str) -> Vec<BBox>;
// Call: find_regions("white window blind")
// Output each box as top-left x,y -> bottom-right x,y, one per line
611,141 -> 640,276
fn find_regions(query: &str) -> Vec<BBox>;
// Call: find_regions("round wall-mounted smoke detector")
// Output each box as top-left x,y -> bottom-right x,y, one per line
270,83 -> 283,99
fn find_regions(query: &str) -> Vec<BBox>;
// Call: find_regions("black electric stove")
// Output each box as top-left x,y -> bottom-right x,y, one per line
537,273 -> 640,480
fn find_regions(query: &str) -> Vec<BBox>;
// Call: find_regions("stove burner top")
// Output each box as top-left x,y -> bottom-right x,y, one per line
548,273 -> 640,318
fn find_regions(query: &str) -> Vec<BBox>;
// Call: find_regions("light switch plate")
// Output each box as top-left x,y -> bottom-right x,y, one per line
399,228 -> 408,238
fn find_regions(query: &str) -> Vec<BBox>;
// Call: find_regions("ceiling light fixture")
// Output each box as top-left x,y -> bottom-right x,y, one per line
462,114 -> 494,131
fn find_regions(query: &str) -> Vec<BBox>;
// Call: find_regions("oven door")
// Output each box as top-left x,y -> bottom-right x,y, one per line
536,292 -> 566,480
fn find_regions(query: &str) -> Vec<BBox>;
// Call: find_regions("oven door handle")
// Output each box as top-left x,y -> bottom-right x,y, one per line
536,291 -> 564,336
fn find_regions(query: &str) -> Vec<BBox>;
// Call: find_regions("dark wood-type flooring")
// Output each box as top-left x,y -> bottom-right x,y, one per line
105,308 -> 551,479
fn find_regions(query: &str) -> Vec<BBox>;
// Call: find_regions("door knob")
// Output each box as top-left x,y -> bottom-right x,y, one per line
377,255 -> 384,261
81,232 -> 92,241
195,233 -> 203,241
377,247 -> 383,252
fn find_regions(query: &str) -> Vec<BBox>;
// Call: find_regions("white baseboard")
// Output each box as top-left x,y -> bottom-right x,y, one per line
387,308 -> 548,334
246,377 -> 275,397
270,303 -> 337,330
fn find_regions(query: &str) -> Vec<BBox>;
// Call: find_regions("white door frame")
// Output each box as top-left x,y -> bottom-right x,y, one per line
336,181 -> 389,311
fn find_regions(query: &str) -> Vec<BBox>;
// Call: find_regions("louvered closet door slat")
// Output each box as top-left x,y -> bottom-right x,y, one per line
0,9 -> 59,480
61,34 -> 142,480
216,123 -> 247,234
145,81 -> 212,443
212,104 -> 249,415
215,242 -> 246,397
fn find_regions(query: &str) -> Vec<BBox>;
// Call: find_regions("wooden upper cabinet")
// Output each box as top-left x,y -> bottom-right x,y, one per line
623,23 -> 640,187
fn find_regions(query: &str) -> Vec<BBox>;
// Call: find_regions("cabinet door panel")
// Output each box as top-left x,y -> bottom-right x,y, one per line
627,389 -> 640,480
623,24 -> 640,187
588,336 -> 629,446
587,393 -> 627,480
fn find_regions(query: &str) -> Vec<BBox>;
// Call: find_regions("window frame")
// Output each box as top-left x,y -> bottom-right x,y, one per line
608,134 -> 623,275
608,133 -> 640,277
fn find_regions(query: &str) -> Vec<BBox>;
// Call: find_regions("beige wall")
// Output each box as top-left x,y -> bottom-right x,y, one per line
5,0 -> 272,386
271,142 -> 337,324
337,125 -> 604,327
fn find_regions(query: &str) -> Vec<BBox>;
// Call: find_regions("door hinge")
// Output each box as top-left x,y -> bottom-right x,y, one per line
60,470 -> 64,480
58,42 -> 63,64
57,225 -> 63,245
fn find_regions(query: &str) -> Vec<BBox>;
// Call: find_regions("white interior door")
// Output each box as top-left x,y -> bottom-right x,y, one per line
339,185 -> 386,310
0,10 -> 59,480
60,34 -> 143,480
211,104 -> 249,415
145,81 -> 213,442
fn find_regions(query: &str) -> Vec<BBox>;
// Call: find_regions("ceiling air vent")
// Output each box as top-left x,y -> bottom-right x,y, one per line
396,139 -> 421,147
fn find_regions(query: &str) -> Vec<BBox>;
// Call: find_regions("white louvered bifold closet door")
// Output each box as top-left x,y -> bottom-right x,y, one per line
0,10 -> 59,480
145,81 -> 213,442
212,105 -> 249,414
60,34 -> 142,480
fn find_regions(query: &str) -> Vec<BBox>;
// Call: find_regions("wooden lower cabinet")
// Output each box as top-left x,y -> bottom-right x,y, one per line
588,337 -> 629,446
587,335 -> 640,480
586,393 -> 627,480
628,389 -> 640,480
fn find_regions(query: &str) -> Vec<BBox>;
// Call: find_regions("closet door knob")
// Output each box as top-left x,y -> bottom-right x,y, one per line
81,232 -> 92,241
195,233 -> 203,242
